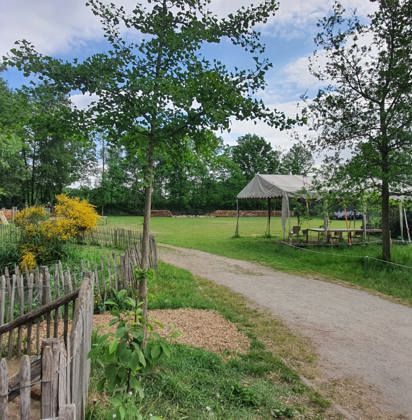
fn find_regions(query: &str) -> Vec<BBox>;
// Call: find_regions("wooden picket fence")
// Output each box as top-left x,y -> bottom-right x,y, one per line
0,238 -> 157,352
0,225 -> 156,266
0,224 -> 19,244
81,227 -> 155,251
0,208 -> 18,222
0,272 -> 94,419
0,231 -> 158,419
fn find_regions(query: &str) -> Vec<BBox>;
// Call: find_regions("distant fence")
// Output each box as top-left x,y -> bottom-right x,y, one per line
280,241 -> 412,274
210,210 -> 294,217
0,273 -> 94,419
82,226 -> 157,255
0,224 -> 156,249
0,224 -> 19,244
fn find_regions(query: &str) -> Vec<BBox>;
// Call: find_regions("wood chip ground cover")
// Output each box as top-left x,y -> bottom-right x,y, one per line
93,308 -> 250,354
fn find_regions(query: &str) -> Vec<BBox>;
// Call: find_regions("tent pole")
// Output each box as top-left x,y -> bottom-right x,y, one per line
266,198 -> 271,237
404,207 -> 411,243
362,206 -> 367,243
234,199 -> 240,237
399,201 -> 404,242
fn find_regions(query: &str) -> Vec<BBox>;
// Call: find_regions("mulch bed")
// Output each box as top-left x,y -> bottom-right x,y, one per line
93,308 -> 250,354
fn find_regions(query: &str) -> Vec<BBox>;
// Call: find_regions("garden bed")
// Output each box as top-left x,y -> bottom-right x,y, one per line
93,308 -> 250,354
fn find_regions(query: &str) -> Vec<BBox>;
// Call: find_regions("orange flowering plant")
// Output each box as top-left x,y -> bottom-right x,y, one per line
15,194 -> 99,269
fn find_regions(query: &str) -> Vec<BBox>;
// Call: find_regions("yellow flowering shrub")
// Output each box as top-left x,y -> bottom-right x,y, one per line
15,195 -> 99,268
20,250 -> 37,271
14,206 -> 47,228
54,194 -> 99,235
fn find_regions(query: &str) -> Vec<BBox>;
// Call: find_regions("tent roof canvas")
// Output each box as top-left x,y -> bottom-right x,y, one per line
237,174 -> 313,199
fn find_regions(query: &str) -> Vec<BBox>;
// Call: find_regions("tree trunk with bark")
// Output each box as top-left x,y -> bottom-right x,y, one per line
139,138 -> 155,346
381,178 -> 391,261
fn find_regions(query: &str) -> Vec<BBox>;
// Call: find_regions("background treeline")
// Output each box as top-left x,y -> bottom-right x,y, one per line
76,133 -> 313,215
0,79 -> 94,208
0,78 -> 313,215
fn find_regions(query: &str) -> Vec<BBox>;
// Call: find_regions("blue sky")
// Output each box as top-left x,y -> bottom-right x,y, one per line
0,0 -> 375,151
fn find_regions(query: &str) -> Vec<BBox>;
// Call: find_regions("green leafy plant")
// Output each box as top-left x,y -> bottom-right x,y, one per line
89,289 -> 170,396
108,393 -> 144,420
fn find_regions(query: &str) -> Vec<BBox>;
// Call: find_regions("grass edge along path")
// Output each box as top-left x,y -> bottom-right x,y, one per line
88,262 -> 336,419
107,216 -> 412,306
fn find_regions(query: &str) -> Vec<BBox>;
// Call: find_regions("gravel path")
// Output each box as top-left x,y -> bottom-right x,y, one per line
159,244 -> 412,419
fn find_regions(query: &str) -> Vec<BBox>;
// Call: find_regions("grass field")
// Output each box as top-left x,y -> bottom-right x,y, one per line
107,216 -> 412,304
88,261 -> 331,419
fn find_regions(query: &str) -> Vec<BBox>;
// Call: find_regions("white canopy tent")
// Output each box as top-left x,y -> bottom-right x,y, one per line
392,191 -> 412,242
235,174 -> 313,239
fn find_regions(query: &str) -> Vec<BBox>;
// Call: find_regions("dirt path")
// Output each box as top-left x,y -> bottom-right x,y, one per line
159,244 -> 412,419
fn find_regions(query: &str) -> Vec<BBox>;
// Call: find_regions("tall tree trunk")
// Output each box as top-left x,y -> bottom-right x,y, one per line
380,112 -> 391,261
381,178 -> 391,261
140,138 -> 155,346
139,0 -> 165,346
30,146 -> 36,205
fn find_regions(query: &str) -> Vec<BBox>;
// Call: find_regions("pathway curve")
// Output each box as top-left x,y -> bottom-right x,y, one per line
159,244 -> 412,419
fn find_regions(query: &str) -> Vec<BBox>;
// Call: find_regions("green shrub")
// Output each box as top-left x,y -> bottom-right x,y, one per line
0,241 -> 19,271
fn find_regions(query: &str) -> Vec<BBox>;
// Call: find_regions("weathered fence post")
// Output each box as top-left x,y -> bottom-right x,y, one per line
20,354 -> 31,420
42,337 -> 67,417
41,344 -> 54,418
70,273 -> 94,419
60,403 -> 76,419
0,276 -> 5,349
0,358 -> 8,418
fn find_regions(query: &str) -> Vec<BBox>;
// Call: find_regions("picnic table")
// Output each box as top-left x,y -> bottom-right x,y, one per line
305,228 -> 383,244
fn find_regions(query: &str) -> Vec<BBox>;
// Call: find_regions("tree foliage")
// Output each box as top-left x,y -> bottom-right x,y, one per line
0,79 -> 95,206
232,134 -> 281,180
309,0 -> 412,260
4,0 -> 291,329
280,135 -> 313,175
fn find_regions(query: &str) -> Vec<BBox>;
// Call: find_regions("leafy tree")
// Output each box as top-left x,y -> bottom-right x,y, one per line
92,131 -> 242,214
5,0 -> 289,331
0,136 -> 26,205
232,134 -> 281,180
0,79 -> 28,205
19,84 -> 95,205
280,135 -> 313,175
309,0 -> 412,260
0,79 -> 94,206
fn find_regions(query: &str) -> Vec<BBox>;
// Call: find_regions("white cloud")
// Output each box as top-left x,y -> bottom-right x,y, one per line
279,49 -> 331,93
0,1 -> 99,56
0,0 -> 377,57
70,92 -> 99,109
278,26 -> 377,95
261,0 -> 377,39
283,56 -> 318,90
0,0 -> 139,56
220,100 -> 310,152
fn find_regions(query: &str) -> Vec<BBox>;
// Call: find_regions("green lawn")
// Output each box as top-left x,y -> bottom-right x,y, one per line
107,216 -> 412,304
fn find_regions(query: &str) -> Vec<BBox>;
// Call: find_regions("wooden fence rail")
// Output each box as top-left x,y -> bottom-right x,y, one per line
82,227 -> 156,252
0,234 -> 157,356
0,228 -> 157,418
0,273 -> 94,419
